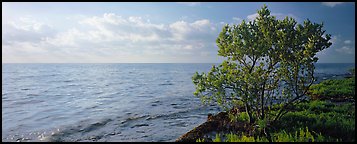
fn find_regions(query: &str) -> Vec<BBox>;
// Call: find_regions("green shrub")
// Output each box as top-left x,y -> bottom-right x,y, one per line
228,112 -> 251,123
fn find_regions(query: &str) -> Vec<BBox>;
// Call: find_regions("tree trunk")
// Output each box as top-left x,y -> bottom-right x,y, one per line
245,102 -> 254,124
261,81 -> 266,119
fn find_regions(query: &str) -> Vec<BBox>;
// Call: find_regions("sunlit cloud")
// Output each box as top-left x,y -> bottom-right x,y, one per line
322,2 -> 345,7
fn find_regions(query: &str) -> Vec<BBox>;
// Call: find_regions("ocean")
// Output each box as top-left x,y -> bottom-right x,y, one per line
2,63 -> 355,142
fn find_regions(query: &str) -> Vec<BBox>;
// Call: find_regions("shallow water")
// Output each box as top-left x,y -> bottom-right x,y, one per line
2,63 -> 354,142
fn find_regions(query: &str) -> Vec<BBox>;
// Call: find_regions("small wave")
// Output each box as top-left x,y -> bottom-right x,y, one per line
27,94 -> 40,96
158,83 -> 174,86
131,123 -> 149,128
78,119 -> 113,133
144,109 -> 194,121
20,75 -> 35,79
43,118 -> 114,142
13,99 -> 44,105
94,91 -> 104,95
67,84 -> 79,86
40,74 -> 57,77
120,114 -> 150,124
63,80 -> 74,83
152,100 -> 161,103
169,121 -> 187,127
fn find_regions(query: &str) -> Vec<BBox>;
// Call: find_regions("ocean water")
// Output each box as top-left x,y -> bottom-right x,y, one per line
2,63 -> 355,142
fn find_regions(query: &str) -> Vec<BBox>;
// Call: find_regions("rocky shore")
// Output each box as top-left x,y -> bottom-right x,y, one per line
175,107 -> 251,142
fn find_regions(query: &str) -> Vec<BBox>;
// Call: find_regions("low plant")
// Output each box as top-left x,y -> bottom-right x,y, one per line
308,78 -> 355,101
202,127 -> 325,142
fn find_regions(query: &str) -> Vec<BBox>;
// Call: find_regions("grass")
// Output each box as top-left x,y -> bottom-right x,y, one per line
274,100 -> 355,142
196,100 -> 355,142
197,127 -> 326,142
308,77 -> 355,101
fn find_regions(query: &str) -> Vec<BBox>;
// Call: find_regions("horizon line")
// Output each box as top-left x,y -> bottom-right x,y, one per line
2,62 -> 356,64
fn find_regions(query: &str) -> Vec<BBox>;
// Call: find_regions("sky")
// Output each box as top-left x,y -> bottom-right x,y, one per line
2,2 -> 355,63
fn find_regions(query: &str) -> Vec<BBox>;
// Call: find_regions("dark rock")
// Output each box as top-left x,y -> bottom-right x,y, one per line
176,107 -> 249,142
207,113 -> 213,121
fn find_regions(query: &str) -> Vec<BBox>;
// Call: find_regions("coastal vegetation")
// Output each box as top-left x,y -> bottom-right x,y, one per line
195,99 -> 355,142
185,5 -> 355,142
308,68 -> 355,101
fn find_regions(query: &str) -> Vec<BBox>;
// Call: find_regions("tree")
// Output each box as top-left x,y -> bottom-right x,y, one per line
192,5 -> 332,141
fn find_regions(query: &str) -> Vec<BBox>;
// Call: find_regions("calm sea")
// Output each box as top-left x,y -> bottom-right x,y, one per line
2,63 -> 355,142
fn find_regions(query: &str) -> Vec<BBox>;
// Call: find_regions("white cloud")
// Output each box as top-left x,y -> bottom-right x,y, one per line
322,2 -> 344,7
335,46 -> 355,54
3,16 -> 56,44
45,28 -> 86,47
177,2 -> 201,7
3,13 -> 219,63
247,13 -> 259,21
344,40 -> 352,44
191,19 -> 212,31
9,17 -> 49,32
169,19 -> 215,41
232,17 -> 243,23
329,36 -> 338,45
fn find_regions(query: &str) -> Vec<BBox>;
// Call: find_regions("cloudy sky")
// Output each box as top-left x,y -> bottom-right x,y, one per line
2,2 -> 355,63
